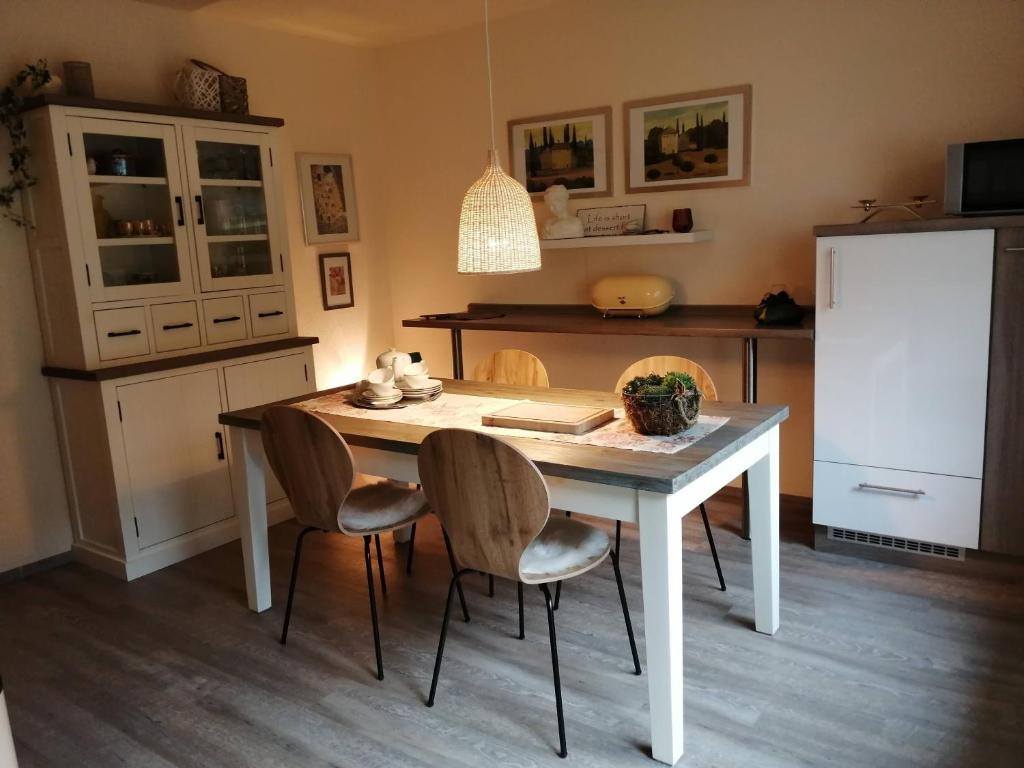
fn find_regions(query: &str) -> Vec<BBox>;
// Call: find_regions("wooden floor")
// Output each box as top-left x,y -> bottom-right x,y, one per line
2,499 -> 1023,767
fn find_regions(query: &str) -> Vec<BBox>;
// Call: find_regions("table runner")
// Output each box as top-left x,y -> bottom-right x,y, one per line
297,391 -> 728,455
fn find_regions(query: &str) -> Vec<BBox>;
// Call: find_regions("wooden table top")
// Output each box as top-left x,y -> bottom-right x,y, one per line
220,379 -> 788,495
402,303 -> 814,340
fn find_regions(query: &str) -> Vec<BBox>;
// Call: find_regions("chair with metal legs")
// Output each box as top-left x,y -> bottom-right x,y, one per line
260,405 -> 468,681
418,428 -> 641,759
612,356 -> 727,593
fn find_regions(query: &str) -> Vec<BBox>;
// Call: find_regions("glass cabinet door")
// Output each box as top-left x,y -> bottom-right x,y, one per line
181,127 -> 284,292
68,117 -> 194,301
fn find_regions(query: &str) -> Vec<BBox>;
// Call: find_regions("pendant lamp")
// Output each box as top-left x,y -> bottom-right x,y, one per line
457,0 -> 541,274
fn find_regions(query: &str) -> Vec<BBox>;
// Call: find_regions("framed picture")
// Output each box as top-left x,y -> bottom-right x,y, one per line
297,153 -> 360,244
319,252 -> 354,310
576,204 -> 647,237
508,106 -> 612,199
624,85 -> 751,193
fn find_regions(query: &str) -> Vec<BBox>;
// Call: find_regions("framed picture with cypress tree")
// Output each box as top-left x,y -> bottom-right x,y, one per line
508,106 -> 612,199
624,84 -> 751,193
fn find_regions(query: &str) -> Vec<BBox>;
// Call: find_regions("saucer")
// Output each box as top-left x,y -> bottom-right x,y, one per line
397,377 -> 442,393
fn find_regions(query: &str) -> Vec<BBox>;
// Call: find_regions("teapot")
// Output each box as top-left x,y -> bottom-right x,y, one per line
376,348 -> 412,379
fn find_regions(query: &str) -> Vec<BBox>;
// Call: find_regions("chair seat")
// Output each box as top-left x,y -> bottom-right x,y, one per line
519,516 -> 610,584
338,481 -> 430,535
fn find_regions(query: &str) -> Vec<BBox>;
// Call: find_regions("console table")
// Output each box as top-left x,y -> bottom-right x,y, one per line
403,303 -> 814,534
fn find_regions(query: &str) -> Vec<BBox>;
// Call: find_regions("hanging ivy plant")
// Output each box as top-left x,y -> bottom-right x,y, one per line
0,59 -> 52,227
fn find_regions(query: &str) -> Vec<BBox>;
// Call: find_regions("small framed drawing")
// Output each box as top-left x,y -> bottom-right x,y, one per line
297,153 -> 360,244
508,106 -> 612,199
319,252 -> 354,310
576,204 -> 647,237
624,84 -> 751,193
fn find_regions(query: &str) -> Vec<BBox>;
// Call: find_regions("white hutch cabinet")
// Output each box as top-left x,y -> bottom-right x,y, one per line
21,95 -> 317,580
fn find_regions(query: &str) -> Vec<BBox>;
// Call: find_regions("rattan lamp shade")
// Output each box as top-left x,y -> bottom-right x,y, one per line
457,151 -> 541,274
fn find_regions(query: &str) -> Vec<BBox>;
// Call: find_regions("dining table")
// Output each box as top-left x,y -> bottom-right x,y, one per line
219,378 -> 786,766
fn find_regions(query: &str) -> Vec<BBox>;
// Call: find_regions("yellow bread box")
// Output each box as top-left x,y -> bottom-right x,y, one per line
590,274 -> 675,317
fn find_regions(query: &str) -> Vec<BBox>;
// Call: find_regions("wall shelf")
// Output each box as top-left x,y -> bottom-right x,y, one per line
539,231 -> 713,250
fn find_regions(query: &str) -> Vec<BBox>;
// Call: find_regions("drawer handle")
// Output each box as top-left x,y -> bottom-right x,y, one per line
107,329 -> 142,338
162,322 -> 194,331
857,483 -> 925,496
213,315 -> 241,324
257,310 -> 284,318
1005,247 -> 1024,252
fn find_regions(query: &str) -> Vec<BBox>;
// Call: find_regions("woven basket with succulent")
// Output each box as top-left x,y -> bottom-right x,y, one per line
621,372 -> 703,436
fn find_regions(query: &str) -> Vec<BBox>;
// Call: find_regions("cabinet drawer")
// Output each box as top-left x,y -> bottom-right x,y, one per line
151,301 -> 201,353
203,296 -> 247,344
813,461 -> 980,549
249,292 -> 289,337
95,306 -> 150,360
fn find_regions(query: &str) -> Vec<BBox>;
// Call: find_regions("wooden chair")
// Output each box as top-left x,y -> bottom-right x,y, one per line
260,405 -> 467,680
471,348 -> 551,598
418,429 -> 640,759
472,348 -> 550,388
613,355 -> 726,591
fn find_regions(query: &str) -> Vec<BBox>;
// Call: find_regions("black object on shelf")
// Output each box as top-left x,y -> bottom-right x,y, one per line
419,311 -> 506,321
754,290 -> 805,325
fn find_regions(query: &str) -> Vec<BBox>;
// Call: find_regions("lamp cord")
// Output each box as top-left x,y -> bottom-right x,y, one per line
484,0 -> 496,153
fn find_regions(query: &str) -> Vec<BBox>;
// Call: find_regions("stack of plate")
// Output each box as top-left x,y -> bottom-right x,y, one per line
396,378 -> 443,400
355,388 -> 403,408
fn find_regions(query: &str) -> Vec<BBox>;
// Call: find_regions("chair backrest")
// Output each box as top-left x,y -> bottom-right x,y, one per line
614,355 -> 718,400
418,429 -> 550,581
472,349 -> 550,388
260,405 -> 354,533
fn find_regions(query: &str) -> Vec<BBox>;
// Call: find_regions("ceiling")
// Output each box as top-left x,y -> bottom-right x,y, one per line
137,0 -> 556,47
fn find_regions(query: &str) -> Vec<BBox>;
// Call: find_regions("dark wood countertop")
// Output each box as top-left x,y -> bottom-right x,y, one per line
814,214 -> 1024,237
21,94 -> 285,127
220,379 -> 789,494
403,303 -> 814,340
43,336 -> 318,381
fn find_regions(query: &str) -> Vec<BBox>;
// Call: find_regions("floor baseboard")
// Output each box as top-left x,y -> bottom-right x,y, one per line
0,550 -> 74,586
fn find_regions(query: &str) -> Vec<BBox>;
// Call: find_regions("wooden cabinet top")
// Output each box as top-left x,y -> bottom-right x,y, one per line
814,214 -> 1024,238
22,94 -> 285,127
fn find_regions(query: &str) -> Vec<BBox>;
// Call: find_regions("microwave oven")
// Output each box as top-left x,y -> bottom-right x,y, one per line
945,138 -> 1024,215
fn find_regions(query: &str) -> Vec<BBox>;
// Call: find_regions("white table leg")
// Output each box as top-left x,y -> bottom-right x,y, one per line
638,490 -> 685,765
229,427 -> 271,613
748,425 -> 780,634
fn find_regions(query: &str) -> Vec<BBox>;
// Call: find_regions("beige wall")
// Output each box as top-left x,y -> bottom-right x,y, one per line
2,0 -> 1023,570
379,0 -> 1024,497
0,0 -> 392,571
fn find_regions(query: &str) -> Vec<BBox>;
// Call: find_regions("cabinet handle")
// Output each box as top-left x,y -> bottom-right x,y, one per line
828,246 -> 838,309
162,322 -> 194,331
107,329 -> 142,337
212,315 -> 240,324
174,195 -> 185,226
1004,246 -> 1024,252
215,431 -> 225,461
195,194 -> 205,225
856,483 -> 925,496
257,310 -> 284,318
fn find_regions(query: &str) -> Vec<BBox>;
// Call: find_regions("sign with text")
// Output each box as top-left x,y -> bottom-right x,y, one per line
577,204 -> 647,237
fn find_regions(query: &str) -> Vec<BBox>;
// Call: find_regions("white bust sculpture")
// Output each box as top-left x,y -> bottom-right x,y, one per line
541,184 -> 583,239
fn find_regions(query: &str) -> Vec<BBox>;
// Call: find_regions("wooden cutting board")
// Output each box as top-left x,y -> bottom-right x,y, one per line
482,402 -> 615,435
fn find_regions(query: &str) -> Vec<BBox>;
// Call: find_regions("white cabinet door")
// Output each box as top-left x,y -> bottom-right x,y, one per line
814,231 -> 993,478
67,117 -> 195,302
224,352 -> 313,503
180,126 -> 285,292
118,369 -> 234,548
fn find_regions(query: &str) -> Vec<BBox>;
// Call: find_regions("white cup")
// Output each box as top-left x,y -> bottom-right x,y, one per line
367,367 -> 396,395
403,373 -> 430,389
403,361 -> 428,377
